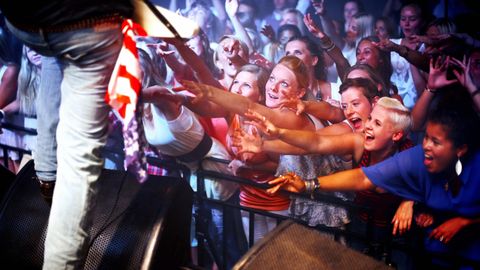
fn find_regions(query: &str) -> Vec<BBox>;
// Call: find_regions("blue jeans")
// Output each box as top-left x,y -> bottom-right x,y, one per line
34,56 -> 61,181
7,21 -> 123,269
206,193 -> 247,269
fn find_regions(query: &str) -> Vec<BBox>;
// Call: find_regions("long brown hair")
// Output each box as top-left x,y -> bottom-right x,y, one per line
230,64 -> 269,104
277,55 -> 310,92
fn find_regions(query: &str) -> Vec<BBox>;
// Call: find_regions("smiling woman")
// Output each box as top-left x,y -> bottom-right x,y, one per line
179,56 -> 357,242
234,95 -> 415,264
268,95 -> 480,268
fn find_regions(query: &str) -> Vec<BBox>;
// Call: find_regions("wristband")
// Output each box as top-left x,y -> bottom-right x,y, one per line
319,36 -> 335,51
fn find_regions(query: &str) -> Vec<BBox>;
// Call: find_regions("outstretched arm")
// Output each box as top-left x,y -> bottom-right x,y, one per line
310,0 -> 342,47
304,14 -> 349,81
303,100 -> 345,123
451,56 -> 480,112
143,85 -> 230,118
244,110 -> 361,158
411,57 -> 458,131
231,127 -> 309,155
178,80 -> 312,130
280,98 -> 345,123
163,38 -> 223,89
225,0 -> 255,54
266,168 -> 375,194
374,39 -> 429,72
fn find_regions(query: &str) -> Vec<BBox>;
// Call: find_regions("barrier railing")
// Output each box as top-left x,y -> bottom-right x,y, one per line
0,115 -> 36,168
1,123 -> 478,269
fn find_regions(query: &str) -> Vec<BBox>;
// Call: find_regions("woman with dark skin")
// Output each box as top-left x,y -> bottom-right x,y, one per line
268,98 -> 480,268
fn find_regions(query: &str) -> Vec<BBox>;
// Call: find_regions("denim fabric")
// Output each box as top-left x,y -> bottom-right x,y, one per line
207,193 -> 248,270
7,21 -> 123,269
34,56 -> 61,181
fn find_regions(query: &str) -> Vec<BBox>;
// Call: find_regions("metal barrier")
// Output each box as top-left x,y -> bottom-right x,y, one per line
0,115 -> 36,168
1,122 -> 478,269
195,157 -> 378,270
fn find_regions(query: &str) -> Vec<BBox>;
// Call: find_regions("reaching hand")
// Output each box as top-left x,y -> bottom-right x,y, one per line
311,0 -> 325,15
231,127 -> 263,154
415,212 -> 434,228
225,0 -> 239,18
266,172 -> 306,194
147,40 -> 175,57
429,217 -> 472,244
251,52 -> 274,70
410,35 -> 434,46
450,55 -> 476,91
303,13 -> 325,38
174,80 -> 211,104
142,85 -> 183,105
222,37 -> 242,60
260,25 -> 275,42
391,200 -> 414,236
279,98 -> 305,116
244,110 -> 280,139
372,39 -> 397,52
427,56 -> 458,89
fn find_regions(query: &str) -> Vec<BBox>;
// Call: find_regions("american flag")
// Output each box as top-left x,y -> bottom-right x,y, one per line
105,19 -> 148,183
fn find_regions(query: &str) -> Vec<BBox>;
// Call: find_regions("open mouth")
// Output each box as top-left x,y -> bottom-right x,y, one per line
424,153 -> 433,166
364,132 -> 374,142
267,92 -> 278,100
349,117 -> 363,130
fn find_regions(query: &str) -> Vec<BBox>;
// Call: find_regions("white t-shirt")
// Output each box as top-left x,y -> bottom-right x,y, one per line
143,104 -> 238,201
389,38 -> 419,109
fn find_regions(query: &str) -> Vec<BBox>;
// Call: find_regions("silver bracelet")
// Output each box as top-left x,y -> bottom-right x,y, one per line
305,178 -> 319,194
313,177 -> 320,191
304,179 -> 314,193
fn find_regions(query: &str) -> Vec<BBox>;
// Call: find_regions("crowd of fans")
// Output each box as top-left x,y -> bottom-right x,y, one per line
1,0 -> 479,269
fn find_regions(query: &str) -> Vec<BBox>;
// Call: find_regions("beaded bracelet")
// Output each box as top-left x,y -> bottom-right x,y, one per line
319,36 -> 335,52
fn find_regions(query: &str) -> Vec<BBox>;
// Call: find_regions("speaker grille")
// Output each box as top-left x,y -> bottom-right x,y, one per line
0,163 -> 15,201
234,220 -> 390,270
0,161 -> 193,269
0,160 -> 47,267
